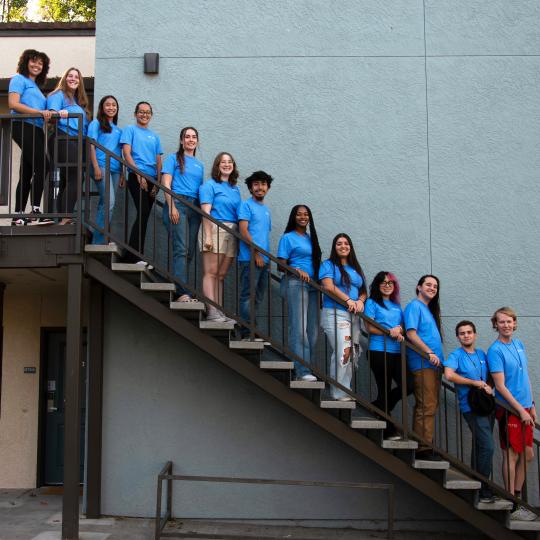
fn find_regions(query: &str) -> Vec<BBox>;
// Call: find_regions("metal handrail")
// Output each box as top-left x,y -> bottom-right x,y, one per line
155,461 -> 394,540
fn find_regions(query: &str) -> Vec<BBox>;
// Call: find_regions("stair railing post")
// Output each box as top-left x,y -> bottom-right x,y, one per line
400,340 -> 409,440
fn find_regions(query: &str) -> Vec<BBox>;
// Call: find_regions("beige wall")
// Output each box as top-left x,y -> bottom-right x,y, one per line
0,283 -> 67,488
0,36 -> 95,78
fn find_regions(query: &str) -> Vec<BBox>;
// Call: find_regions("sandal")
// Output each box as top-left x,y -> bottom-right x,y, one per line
177,294 -> 198,303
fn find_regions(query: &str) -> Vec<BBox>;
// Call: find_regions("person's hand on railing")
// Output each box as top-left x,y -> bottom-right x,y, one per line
519,407 -> 535,426
40,109 -> 52,122
169,203 -> 180,224
137,174 -> 148,191
345,298 -> 362,313
389,326 -> 404,342
58,109 -> 69,119
150,185 -> 158,199
473,380 -> 493,395
295,268 -> 310,282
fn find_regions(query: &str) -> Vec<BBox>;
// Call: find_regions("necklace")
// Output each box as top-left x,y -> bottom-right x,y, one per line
463,349 -> 484,381
502,340 -> 523,370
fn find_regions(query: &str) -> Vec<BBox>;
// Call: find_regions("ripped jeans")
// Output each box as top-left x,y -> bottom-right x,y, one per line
321,308 -> 361,399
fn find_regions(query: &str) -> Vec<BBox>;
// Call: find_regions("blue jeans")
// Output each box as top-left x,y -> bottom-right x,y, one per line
91,167 -> 120,244
463,412 -> 494,496
239,261 -> 268,337
285,277 -> 319,377
162,197 -> 201,296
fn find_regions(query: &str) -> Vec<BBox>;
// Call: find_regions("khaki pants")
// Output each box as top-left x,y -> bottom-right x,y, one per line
412,368 -> 441,449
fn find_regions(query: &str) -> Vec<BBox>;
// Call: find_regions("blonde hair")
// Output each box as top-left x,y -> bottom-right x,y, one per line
491,306 -> 517,331
50,67 -> 90,119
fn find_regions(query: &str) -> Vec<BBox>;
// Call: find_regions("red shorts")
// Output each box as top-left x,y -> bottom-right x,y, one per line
496,407 -> 533,453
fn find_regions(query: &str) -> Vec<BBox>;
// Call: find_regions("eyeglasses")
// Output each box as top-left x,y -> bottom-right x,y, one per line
137,111 -> 152,116
381,280 -> 395,287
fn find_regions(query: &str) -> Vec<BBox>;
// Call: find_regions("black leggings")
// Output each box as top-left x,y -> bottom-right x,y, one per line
369,350 -> 414,414
12,121 -> 48,211
126,172 -> 156,263
49,133 -> 85,215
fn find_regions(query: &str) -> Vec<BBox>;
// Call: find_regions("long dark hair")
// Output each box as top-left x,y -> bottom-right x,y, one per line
176,126 -> 199,174
96,95 -> 119,134
328,233 -> 366,294
416,274 -> 442,333
17,49 -> 50,87
369,271 -> 401,308
284,205 -> 322,278
211,152 -> 239,185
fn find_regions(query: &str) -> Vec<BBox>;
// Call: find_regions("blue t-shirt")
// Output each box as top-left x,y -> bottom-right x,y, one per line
9,74 -> 46,127
318,260 -> 364,312
404,299 -> 444,372
87,119 -> 123,173
444,347 -> 489,413
120,124 -> 163,177
199,178 -> 241,222
364,299 -> 404,353
277,231 -> 314,278
162,153 -> 204,198
46,90 -> 88,136
238,198 -> 272,263
487,339 -> 533,409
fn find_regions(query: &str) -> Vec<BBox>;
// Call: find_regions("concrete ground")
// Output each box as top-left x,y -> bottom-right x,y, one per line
0,489 -> 485,540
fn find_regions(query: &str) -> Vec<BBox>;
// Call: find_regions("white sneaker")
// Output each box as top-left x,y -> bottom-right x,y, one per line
135,260 -> 154,270
206,309 -> 227,322
510,506 -> 538,521
300,374 -> 317,382
337,396 -> 354,402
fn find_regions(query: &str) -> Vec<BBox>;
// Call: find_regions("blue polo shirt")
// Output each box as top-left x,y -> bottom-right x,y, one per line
444,347 -> 489,413
120,124 -> 163,177
238,198 -> 272,263
199,178 -> 241,222
162,153 -> 204,199
364,299 -> 404,354
404,299 -> 444,372
277,231 -> 314,278
9,74 -> 46,127
487,339 -> 533,409
87,119 -> 123,173
46,90 -> 88,136
319,260 -> 363,312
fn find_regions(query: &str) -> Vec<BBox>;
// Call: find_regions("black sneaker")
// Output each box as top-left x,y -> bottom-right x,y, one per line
11,215 -> 29,226
30,209 -> 54,225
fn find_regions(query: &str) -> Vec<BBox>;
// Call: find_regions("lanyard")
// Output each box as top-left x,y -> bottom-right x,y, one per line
503,340 -> 523,371
462,349 -> 484,381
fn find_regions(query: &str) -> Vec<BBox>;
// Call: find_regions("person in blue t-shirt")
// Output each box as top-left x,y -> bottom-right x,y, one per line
120,101 -> 163,265
162,127 -> 203,299
487,307 -> 537,521
87,95 -> 123,245
47,67 -> 90,224
444,320 -> 495,503
365,271 -> 412,436
319,234 -> 367,399
277,205 -> 321,380
8,49 -> 52,225
199,152 -> 241,320
404,274 -> 444,458
237,171 -> 273,339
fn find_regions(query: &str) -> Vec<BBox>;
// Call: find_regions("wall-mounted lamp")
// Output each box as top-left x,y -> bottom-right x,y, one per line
144,53 -> 159,74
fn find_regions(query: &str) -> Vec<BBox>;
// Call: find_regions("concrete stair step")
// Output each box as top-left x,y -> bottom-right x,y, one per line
229,339 -> 264,350
413,459 -> 450,470
111,262 -> 152,273
381,438 -> 418,449
259,360 -> 294,370
141,282 -> 175,292
84,243 -> 123,256
475,498 -> 513,511
506,517 -> 540,530
444,468 -> 481,490
350,417 -> 386,429
170,301 -> 205,311
200,320 -> 235,330
290,380 -> 325,390
320,399 -> 356,409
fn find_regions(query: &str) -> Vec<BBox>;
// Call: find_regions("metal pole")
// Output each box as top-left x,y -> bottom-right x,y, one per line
62,263 -> 84,540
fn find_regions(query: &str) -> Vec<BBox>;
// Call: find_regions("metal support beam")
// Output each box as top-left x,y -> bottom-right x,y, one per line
62,264 -> 83,540
86,279 -> 104,518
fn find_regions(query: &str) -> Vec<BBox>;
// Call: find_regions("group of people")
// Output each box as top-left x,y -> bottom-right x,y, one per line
8,49 -> 537,520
